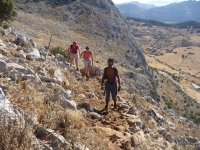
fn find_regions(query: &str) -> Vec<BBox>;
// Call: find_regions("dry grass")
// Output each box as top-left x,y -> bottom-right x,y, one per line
0,124 -> 34,150
1,64 -> 108,149
8,81 -> 43,113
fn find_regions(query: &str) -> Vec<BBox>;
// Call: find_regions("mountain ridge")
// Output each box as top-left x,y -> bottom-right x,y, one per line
116,1 -> 200,23
115,1 -> 155,9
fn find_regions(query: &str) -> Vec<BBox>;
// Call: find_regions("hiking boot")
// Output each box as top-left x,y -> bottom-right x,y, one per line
86,75 -> 90,81
114,104 -> 117,110
102,106 -> 108,112
76,67 -> 79,71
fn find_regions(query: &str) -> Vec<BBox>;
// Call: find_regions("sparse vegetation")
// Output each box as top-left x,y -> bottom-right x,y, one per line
150,69 -> 200,125
49,46 -> 68,59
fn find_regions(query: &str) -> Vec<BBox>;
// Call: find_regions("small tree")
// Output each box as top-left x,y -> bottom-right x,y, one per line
0,0 -> 16,25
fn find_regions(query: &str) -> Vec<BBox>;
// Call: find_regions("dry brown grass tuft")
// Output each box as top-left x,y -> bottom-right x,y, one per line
8,80 -> 45,114
0,124 -> 33,150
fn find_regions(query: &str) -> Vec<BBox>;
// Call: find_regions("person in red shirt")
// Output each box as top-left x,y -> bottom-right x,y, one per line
67,41 -> 80,71
80,46 -> 93,80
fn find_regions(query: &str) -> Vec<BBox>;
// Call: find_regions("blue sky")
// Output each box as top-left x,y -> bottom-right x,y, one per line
112,0 -> 186,6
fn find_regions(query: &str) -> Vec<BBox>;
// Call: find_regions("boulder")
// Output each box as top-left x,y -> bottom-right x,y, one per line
131,131 -> 146,147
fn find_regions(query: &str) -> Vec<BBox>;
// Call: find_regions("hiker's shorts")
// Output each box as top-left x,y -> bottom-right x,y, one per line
84,60 -> 92,66
70,53 -> 79,59
105,82 -> 117,102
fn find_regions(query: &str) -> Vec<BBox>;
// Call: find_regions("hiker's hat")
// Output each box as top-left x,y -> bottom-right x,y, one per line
73,41 -> 77,46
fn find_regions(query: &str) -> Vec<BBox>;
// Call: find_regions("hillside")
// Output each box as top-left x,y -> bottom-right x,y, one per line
0,0 -> 200,149
117,1 -> 200,23
1,24 -> 200,149
126,16 -> 200,123
12,0 -> 153,91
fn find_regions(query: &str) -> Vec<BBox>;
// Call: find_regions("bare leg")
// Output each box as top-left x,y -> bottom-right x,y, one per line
87,65 -> 91,77
84,66 -> 87,76
70,58 -> 73,66
75,58 -> 79,70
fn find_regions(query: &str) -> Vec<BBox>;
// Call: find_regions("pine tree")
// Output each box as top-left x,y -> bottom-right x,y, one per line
0,0 -> 16,25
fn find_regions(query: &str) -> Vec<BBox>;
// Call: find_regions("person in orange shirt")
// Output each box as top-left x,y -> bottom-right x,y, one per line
80,46 -> 93,80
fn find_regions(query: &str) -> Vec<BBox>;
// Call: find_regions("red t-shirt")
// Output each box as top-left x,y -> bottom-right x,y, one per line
70,45 -> 78,54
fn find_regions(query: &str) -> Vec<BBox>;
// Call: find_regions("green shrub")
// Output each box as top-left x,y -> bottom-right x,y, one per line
165,100 -> 178,111
156,94 -> 160,102
2,21 -> 10,29
184,113 -> 200,124
0,0 -> 16,25
49,46 -> 68,59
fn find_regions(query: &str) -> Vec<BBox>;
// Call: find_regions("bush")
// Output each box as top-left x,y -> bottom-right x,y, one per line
165,99 -> 178,111
0,0 -> 16,25
49,46 -> 68,59
183,113 -> 200,124
2,21 -> 10,29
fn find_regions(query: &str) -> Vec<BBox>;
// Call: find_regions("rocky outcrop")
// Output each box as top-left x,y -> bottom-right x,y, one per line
0,28 -> 90,149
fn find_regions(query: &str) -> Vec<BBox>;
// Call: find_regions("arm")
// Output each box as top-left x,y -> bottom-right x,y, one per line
67,46 -> 71,58
80,51 -> 84,58
78,47 -> 80,57
101,68 -> 106,86
115,69 -> 121,91
91,52 -> 94,65
67,46 -> 70,53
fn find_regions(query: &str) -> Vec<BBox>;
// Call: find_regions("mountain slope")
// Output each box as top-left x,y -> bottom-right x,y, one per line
13,0 -> 152,90
1,26 -> 200,150
117,1 -> 200,22
0,0 -> 200,149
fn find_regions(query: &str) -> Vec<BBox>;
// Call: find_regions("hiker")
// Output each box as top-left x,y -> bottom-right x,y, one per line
80,46 -> 93,80
67,41 -> 80,71
101,58 -> 121,112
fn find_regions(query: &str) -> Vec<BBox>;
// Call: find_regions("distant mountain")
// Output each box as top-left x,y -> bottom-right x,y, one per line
115,4 -> 145,17
117,1 -> 200,23
115,1 -> 156,9
116,1 -> 155,9
128,1 -> 155,9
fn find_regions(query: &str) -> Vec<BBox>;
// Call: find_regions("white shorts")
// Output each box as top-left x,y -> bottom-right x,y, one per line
70,53 -> 79,59
84,60 -> 92,66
